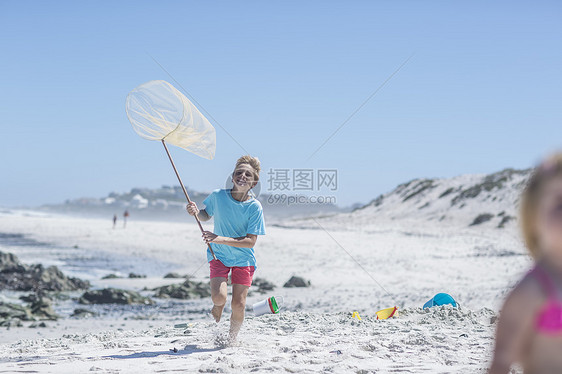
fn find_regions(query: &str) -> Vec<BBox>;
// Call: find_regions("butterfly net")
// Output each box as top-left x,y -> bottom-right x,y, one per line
126,80 -> 216,160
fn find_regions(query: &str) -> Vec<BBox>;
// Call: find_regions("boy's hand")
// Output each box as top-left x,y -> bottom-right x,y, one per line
186,202 -> 198,216
202,230 -> 219,244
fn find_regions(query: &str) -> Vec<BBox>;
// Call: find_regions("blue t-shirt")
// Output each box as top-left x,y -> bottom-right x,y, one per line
203,189 -> 266,268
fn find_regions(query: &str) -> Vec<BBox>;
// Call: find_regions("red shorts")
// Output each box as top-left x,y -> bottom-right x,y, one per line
209,259 -> 255,287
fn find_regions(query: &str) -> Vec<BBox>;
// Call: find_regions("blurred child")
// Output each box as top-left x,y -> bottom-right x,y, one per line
490,153 -> 562,373
123,210 -> 129,228
186,155 -> 265,343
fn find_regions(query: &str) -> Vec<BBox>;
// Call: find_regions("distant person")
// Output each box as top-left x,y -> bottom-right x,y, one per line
112,214 -> 117,229
123,210 -> 129,228
490,152 -> 562,374
186,155 -> 265,344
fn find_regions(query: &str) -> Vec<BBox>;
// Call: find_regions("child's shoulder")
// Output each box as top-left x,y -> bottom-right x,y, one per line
209,188 -> 226,196
247,195 -> 263,209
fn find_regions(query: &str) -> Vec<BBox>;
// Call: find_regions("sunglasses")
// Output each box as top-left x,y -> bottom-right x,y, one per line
233,169 -> 254,178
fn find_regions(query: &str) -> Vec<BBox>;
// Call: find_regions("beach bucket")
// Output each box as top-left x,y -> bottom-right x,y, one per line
376,306 -> 398,320
253,296 -> 284,316
423,293 -> 457,309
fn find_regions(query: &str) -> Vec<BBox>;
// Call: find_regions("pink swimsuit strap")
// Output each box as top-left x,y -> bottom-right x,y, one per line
530,265 -> 562,334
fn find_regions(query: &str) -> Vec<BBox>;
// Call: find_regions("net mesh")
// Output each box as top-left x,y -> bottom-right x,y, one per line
126,80 -> 216,160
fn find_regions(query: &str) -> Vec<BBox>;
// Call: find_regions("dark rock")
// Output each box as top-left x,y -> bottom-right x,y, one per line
283,276 -> 311,288
18,293 -> 58,320
71,308 -> 98,318
0,252 -> 26,273
29,322 -> 48,328
0,318 -> 23,328
79,288 -> 154,305
0,292 -> 59,326
163,272 -> 186,279
498,215 -> 515,228
439,187 -> 455,198
153,279 -> 210,299
101,274 -> 121,279
367,195 -> 384,209
402,180 -> 436,202
469,213 -> 494,226
0,302 -> 32,321
0,251 -> 90,292
452,168 -> 530,206
29,295 -> 58,320
19,293 -> 40,303
128,273 -> 147,279
251,277 -> 276,294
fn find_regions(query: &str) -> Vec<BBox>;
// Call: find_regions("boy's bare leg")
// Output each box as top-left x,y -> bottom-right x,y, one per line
229,283 -> 249,342
210,277 -> 228,322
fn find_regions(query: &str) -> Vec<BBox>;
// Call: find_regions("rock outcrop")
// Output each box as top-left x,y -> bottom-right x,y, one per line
153,279 -> 211,299
283,276 -> 311,288
79,288 -> 154,305
0,251 -> 90,292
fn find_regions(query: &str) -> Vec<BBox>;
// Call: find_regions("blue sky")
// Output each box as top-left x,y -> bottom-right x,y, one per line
1,1 -> 561,207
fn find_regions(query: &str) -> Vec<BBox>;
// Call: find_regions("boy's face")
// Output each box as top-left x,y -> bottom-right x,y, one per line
536,176 -> 562,259
232,164 -> 257,191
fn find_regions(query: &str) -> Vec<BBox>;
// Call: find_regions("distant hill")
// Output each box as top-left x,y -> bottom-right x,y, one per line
39,168 -> 533,226
276,168 -> 532,230
39,185 -> 346,221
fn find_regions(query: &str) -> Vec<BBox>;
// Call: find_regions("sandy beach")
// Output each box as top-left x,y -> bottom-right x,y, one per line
2,1 -> 560,372
0,203 -> 529,373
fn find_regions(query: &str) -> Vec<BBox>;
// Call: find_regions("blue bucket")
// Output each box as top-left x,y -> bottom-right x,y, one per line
423,293 -> 457,309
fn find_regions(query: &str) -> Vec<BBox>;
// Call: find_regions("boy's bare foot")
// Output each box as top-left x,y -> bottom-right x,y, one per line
228,319 -> 242,343
211,304 -> 224,322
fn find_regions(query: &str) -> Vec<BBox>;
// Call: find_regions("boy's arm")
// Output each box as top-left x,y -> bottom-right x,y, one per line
202,232 -> 257,248
186,202 -> 211,222
197,209 -> 211,222
489,280 -> 539,374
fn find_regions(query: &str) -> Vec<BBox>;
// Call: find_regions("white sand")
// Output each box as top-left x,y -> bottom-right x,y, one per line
0,209 -> 530,373
0,308 -> 500,374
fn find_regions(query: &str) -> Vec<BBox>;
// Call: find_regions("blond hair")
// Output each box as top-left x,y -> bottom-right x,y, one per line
235,155 -> 261,179
520,152 -> 562,259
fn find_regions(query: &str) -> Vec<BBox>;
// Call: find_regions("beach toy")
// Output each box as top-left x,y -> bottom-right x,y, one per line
352,311 -> 362,321
423,293 -> 457,309
126,80 -> 217,260
173,323 -> 193,329
253,296 -> 284,316
376,306 -> 398,320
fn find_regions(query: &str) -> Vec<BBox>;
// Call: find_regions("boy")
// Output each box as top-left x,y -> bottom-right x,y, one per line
186,155 -> 265,342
